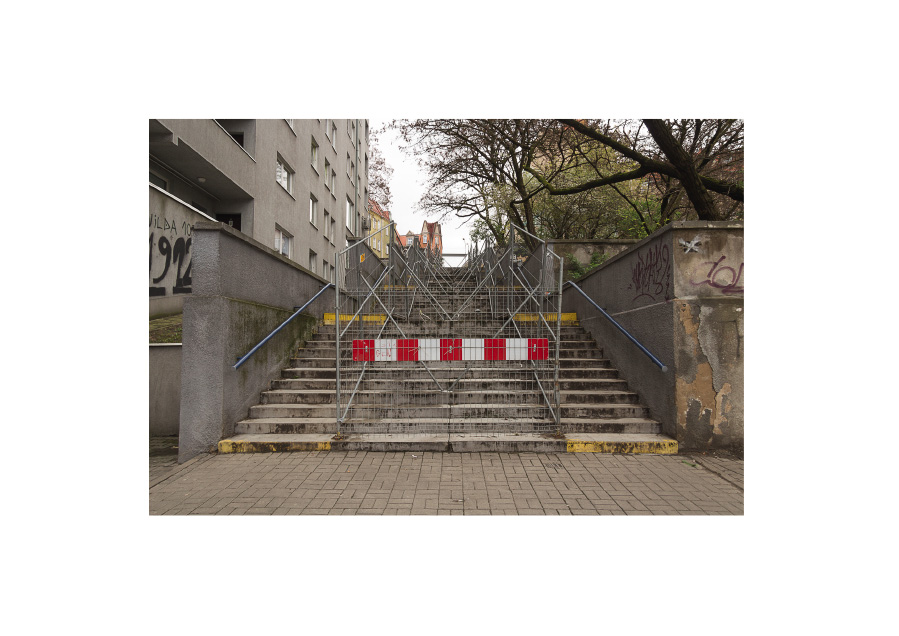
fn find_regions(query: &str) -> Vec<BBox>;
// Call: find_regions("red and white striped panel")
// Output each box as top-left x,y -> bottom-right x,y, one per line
352,338 -> 548,362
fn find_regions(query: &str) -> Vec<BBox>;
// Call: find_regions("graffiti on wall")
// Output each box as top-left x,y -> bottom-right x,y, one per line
627,243 -> 671,302
149,213 -> 193,297
690,255 -> 743,295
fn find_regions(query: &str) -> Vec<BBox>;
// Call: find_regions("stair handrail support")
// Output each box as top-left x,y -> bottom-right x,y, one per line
233,282 -> 334,370
563,280 -> 668,372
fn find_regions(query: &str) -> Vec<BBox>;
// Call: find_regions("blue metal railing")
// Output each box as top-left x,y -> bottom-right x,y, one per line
563,281 -> 668,372
233,283 -> 334,370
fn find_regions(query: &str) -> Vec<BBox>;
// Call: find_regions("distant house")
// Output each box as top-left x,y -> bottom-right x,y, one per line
399,221 -> 442,258
365,198 -> 392,259
421,221 -> 443,257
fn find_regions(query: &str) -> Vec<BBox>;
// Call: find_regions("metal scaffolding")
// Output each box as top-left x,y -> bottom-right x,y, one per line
335,223 -> 563,434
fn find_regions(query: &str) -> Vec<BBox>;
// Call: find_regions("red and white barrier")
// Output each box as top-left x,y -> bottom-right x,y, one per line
352,338 -> 549,362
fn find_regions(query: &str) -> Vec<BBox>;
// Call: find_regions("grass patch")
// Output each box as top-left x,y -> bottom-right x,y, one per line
150,314 -> 182,343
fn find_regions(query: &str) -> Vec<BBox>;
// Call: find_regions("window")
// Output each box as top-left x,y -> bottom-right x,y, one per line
276,154 -> 294,194
324,159 -> 331,189
330,121 -> 337,147
346,196 -> 354,228
330,168 -> 336,194
347,153 -> 352,177
330,264 -> 335,283
309,250 -> 317,274
309,194 -> 318,226
330,217 -> 336,244
324,210 -> 330,235
325,119 -> 332,141
311,137 -> 319,171
322,258 -> 328,278
275,227 -> 292,258
149,172 -> 167,190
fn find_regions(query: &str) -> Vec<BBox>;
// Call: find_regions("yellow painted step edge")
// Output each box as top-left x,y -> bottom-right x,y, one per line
219,439 -> 332,453
566,439 -> 678,454
513,312 -> 578,323
323,312 -> 579,325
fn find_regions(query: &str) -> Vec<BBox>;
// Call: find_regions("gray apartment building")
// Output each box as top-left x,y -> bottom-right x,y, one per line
149,119 -> 369,316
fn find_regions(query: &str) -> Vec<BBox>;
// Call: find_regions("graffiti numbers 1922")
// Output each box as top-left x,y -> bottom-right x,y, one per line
149,233 -> 192,297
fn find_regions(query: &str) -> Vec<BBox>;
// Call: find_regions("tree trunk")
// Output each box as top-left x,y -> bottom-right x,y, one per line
643,119 -> 724,222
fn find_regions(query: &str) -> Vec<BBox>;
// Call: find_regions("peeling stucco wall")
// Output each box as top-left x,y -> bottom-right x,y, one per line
562,221 -> 743,452
671,227 -> 743,451
674,301 -> 743,450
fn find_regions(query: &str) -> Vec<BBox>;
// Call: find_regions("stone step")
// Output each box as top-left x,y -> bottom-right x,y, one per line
235,418 -> 336,434
248,402 -> 649,419
312,326 -> 588,336
280,368 -> 337,379
271,377 -> 630,391
280,366 -> 621,379
302,339 -> 599,349
288,356 -> 612,367
259,389 -> 640,406
235,418 -> 661,435
218,433 -> 677,454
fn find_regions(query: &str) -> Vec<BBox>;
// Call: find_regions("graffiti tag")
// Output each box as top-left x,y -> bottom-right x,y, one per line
149,233 -> 192,297
628,243 -> 671,302
149,214 -> 194,238
691,255 -> 744,295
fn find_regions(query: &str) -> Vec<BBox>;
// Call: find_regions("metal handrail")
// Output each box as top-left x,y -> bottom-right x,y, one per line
233,283 -> 334,369
563,281 -> 668,372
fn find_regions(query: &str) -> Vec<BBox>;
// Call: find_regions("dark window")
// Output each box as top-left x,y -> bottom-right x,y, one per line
149,172 -> 167,190
216,214 -> 241,231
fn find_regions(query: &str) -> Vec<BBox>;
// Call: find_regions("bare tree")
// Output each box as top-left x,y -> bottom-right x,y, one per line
368,127 -> 394,208
393,119 -> 743,247
393,119 -> 582,248
526,119 -> 743,223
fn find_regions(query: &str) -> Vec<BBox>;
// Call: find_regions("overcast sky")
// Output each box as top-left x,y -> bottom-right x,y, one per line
371,120 -> 470,264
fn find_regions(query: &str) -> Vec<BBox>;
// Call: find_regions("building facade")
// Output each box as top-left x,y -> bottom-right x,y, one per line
149,119 -> 369,315
400,221 -> 443,258
365,199 -> 392,260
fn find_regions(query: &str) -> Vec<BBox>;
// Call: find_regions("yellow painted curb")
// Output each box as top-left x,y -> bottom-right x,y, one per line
566,439 -> 678,454
513,312 -> 578,323
323,313 -> 386,325
219,439 -> 332,453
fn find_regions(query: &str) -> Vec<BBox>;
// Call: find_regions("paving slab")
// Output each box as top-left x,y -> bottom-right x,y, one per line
150,450 -> 742,516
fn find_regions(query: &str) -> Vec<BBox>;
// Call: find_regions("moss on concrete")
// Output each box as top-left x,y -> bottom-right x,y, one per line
150,314 -> 183,343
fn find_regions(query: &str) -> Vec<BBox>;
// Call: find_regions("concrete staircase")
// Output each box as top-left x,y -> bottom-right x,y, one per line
220,267 -> 676,454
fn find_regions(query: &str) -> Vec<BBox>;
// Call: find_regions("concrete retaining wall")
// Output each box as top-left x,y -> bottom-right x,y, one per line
563,221 -> 743,452
178,222 -> 334,462
547,239 -> 639,280
150,344 -> 182,436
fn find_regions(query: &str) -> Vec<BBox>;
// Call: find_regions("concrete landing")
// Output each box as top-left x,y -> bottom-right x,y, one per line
218,433 -> 678,454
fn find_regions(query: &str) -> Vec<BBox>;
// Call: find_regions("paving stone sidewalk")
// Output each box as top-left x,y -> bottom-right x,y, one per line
149,449 -> 743,516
